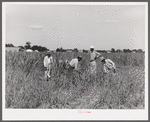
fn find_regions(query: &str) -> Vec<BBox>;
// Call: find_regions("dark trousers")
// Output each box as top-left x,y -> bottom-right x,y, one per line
66,65 -> 75,79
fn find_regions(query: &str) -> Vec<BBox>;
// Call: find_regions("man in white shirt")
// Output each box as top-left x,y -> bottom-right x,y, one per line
90,46 -> 101,74
64,56 -> 82,84
100,57 -> 116,75
69,56 -> 82,72
44,52 -> 53,80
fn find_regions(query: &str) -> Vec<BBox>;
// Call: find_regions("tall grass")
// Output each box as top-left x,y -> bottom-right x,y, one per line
5,51 -> 145,109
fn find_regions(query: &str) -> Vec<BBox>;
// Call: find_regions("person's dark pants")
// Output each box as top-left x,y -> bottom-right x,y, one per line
66,65 -> 74,78
113,69 -> 116,73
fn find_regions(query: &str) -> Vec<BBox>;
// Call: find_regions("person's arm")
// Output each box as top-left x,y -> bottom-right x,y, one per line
74,61 -> 78,70
44,57 -> 48,67
113,62 -> 116,69
69,59 -> 73,66
108,59 -> 115,69
110,61 -> 116,74
65,60 -> 69,64
95,51 -> 101,59
51,57 -> 54,64
103,64 -> 108,73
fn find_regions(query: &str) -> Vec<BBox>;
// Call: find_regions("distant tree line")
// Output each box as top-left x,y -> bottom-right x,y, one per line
6,44 -> 14,47
95,48 -> 144,53
56,48 -> 91,53
56,47 -> 79,52
83,49 -> 88,53
56,47 -> 66,52
6,43 -> 144,53
6,42 -> 48,52
18,42 -> 48,52
96,50 -> 107,53
23,42 -> 48,52
110,48 -> 144,53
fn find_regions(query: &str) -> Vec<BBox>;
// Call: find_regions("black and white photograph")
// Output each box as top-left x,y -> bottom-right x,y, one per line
2,2 -> 148,120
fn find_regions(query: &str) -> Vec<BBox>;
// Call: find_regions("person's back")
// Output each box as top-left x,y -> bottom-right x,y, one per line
100,57 -> 116,74
44,56 -> 53,67
105,59 -> 115,69
66,56 -> 82,82
69,58 -> 78,70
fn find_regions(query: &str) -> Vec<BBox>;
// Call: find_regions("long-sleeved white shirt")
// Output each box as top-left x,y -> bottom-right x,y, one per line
44,56 -> 53,67
69,58 -> 78,70
104,59 -> 116,73
90,51 -> 101,61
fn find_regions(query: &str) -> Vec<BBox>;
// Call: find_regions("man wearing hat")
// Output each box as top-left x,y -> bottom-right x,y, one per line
90,46 -> 101,74
69,56 -> 82,72
43,52 -> 54,80
100,57 -> 116,75
64,56 -> 83,84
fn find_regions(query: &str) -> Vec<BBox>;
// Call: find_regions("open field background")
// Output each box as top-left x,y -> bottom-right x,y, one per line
5,51 -> 145,109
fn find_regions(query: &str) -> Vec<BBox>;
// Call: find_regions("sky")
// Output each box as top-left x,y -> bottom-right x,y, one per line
5,3 -> 146,50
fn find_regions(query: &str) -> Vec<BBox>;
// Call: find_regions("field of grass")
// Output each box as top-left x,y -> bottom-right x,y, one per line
5,51 -> 145,109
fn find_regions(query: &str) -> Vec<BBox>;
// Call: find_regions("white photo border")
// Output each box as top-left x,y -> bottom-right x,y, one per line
2,2 -> 148,120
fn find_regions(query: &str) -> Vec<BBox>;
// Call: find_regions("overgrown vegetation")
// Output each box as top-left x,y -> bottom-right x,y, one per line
5,51 -> 145,109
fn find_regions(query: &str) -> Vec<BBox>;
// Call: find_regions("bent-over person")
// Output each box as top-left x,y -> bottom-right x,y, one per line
100,57 -> 116,75
66,56 -> 83,78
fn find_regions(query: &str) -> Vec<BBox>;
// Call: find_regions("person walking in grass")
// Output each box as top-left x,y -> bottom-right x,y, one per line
90,46 -> 101,74
100,57 -> 116,76
43,52 -> 53,81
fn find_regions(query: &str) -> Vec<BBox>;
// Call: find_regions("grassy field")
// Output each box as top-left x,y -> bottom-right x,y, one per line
5,51 -> 145,109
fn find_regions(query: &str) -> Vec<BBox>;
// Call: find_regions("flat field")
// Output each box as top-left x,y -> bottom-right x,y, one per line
5,51 -> 145,109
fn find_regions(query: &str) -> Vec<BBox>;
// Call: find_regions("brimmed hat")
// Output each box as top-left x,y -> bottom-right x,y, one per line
90,46 -> 94,49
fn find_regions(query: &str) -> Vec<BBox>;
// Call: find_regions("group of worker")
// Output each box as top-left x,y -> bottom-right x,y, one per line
43,46 -> 116,80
